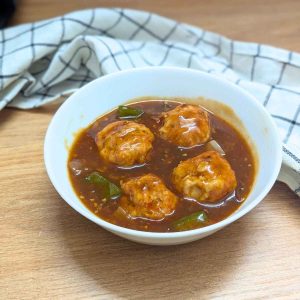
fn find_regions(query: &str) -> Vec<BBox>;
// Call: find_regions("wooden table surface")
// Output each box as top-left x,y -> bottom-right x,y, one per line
1,1 -> 300,299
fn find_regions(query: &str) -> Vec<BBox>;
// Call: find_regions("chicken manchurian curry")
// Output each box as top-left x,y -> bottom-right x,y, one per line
68,100 -> 255,232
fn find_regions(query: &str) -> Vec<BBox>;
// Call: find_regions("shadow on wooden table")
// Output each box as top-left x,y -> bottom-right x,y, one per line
0,102 -> 62,129
57,200 -> 255,299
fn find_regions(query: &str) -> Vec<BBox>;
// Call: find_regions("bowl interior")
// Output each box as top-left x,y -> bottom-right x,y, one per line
44,67 -> 282,239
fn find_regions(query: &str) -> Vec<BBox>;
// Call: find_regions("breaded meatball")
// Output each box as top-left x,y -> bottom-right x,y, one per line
172,151 -> 237,202
120,174 -> 178,220
96,121 -> 154,166
159,104 -> 210,147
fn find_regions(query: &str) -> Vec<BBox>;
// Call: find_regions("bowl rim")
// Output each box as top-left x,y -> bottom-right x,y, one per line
44,66 -> 282,240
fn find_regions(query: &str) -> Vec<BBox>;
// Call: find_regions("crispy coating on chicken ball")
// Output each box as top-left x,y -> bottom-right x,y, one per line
159,104 -> 210,147
172,151 -> 237,202
120,174 -> 178,220
96,121 -> 154,166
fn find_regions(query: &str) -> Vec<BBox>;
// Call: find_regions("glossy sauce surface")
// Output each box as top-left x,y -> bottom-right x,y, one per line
68,100 -> 256,232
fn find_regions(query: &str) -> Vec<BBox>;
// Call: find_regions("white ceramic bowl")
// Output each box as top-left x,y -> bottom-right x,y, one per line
44,67 -> 282,245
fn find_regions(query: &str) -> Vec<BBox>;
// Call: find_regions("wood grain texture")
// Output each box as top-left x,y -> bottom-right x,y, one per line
1,1 -> 300,299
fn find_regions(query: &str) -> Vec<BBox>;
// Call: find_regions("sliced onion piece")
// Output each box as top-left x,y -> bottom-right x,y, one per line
207,140 -> 225,156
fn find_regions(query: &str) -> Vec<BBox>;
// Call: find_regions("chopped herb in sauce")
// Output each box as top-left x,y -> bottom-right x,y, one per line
85,171 -> 121,199
118,105 -> 144,119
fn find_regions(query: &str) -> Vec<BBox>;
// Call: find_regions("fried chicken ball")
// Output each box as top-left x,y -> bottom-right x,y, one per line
120,174 -> 178,220
172,151 -> 237,202
159,104 -> 210,147
96,121 -> 154,166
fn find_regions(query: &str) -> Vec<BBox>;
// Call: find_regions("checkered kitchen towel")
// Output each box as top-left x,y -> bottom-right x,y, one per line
0,8 -> 299,195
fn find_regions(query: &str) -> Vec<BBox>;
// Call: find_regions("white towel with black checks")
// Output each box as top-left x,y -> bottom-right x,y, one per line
1,8 -> 299,196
